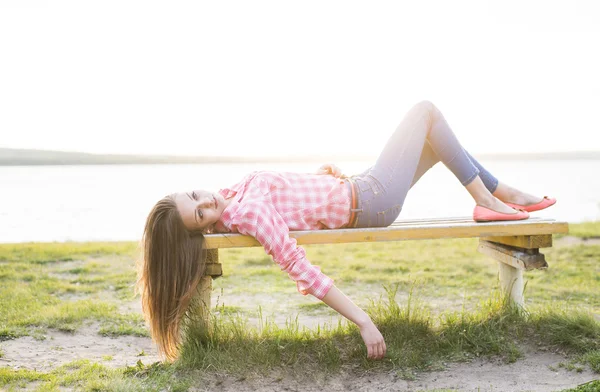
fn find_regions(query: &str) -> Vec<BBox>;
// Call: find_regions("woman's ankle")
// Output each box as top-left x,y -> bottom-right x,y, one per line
491,182 -> 515,201
465,176 -> 500,207
493,183 -> 542,205
474,195 -> 498,208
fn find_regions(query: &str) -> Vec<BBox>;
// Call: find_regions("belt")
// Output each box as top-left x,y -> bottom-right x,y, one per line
345,177 -> 359,228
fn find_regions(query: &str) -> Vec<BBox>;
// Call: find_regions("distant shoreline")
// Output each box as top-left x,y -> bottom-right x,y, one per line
1,148 -> 600,166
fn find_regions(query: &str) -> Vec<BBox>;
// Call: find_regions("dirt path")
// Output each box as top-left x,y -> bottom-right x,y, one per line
0,321 -> 161,371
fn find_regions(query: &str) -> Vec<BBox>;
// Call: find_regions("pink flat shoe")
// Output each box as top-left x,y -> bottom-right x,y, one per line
504,196 -> 556,213
473,205 -> 530,222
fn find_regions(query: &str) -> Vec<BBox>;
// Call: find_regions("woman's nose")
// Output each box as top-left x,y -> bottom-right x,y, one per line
199,197 -> 214,207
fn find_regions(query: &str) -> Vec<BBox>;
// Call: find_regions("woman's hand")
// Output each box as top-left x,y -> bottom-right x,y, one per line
319,285 -> 386,360
316,163 -> 343,178
358,319 -> 387,360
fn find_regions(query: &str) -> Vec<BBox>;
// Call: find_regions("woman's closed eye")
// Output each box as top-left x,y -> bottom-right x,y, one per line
190,192 -> 203,220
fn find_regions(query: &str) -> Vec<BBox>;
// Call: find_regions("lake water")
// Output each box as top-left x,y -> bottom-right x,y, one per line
1,160 -> 598,243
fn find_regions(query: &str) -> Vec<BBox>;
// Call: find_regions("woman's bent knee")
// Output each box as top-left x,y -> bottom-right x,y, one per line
413,100 -> 436,114
406,100 -> 437,127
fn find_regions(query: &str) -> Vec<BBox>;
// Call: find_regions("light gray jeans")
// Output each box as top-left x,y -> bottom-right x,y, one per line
349,101 -> 499,228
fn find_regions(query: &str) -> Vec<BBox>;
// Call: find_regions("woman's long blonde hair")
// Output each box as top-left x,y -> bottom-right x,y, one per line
135,195 -> 207,361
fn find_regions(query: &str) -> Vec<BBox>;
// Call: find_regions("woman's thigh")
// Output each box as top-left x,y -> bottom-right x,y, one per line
352,103 -> 439,227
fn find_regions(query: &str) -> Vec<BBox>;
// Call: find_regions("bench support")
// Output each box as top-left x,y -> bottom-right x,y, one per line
497,262 -> 525,308
195,249 -> 222,329
477,236 -> 550,308
192,233 -> 557,330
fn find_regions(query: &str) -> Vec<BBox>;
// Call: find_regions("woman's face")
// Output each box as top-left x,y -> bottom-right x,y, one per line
173,189 -> 226,233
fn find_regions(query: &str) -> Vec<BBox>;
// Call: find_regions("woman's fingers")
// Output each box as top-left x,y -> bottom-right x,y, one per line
369,340 -> 386,360
360,321 -> 386,360
333,165 -> 342,177
318,164 -> 333,174
317,163 -> 342,178
368,343 -> 382,359
367,345 -> 373,359
365,342 -> 384,360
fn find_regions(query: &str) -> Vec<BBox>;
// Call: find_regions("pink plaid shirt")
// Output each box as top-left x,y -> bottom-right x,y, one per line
214,171 -> 351,300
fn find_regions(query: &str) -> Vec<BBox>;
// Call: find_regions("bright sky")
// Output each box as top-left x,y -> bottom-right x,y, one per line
1,0 -> 599,158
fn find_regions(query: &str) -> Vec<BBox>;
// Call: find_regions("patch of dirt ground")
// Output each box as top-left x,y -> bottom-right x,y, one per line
0,321 -> 161,371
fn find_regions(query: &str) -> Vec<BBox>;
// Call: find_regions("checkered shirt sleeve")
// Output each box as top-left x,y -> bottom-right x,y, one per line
232,200 -> 334,300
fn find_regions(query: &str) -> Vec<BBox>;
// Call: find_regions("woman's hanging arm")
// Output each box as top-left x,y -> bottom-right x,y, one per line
320,285 -> 387,360
233,201 -> 386,359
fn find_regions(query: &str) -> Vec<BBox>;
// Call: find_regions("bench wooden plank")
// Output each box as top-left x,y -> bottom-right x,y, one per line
481,235 -> 553,249
203,217 -> 568,249
389,217 -> 478,224
477,240 -> 548,270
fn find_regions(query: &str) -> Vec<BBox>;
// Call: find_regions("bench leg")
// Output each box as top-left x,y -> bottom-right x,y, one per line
193,249 -> 222,330
477,238 -> 548,309
497,262 -> 525,308
196,275 -> 213,329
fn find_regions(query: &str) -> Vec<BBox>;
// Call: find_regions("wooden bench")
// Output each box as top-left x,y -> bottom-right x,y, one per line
194,217 -> 569,324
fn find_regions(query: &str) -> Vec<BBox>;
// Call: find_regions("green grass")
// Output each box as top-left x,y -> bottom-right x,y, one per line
562,221 -> 600,239
176,285 -> 600,377
215,237 -> 600,316
0,242 -> 146,341
561,380 -> 600,392
3,293 -> 597,391
0,242 -> 138,264
0,360 -> 179,391
298,301 -> 330,312
0,221 -> 599,391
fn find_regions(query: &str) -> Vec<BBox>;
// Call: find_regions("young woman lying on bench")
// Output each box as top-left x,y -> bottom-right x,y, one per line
137,100 -> 557,362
